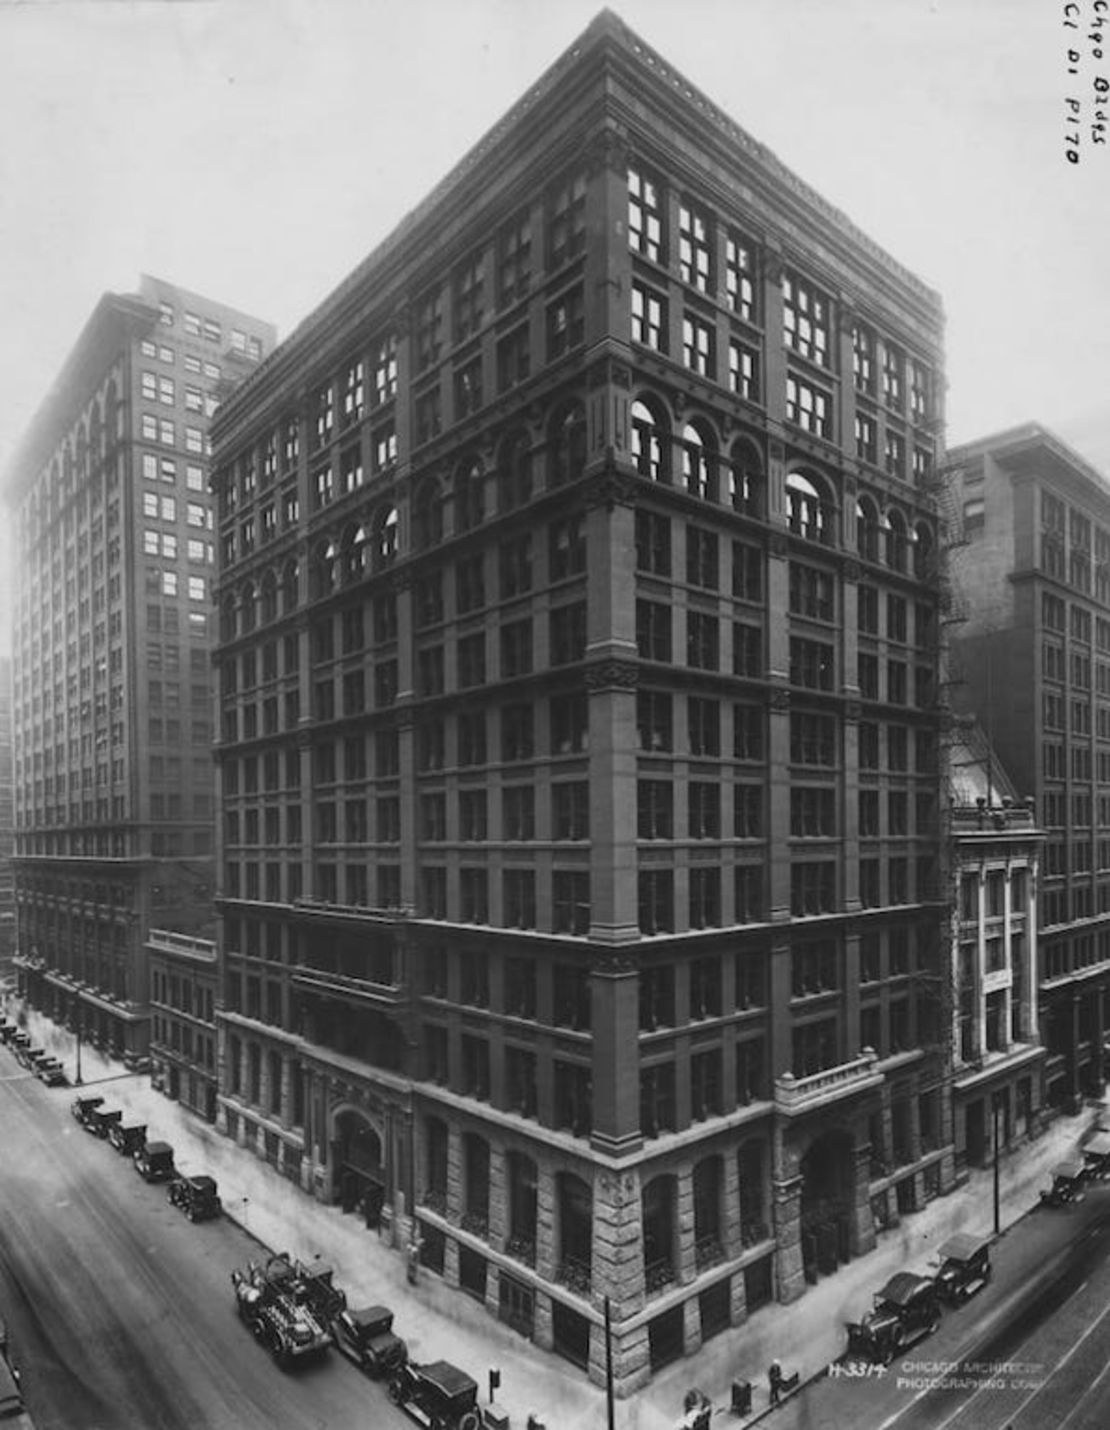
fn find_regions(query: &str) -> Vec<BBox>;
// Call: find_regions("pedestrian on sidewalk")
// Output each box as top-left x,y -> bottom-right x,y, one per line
768,1359 -> 783,1406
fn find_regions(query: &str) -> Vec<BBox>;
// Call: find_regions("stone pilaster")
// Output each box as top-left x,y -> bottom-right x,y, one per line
852,1141 -> 877,1257
729,1266 -> 749,1327
592,1168 -> 644,1319
771,1174 -> 804,1303
722,1153 -> 742,1260
485,1263 -> 501,1320
446,1124 -> 463,1224
676,1164 -> 697,1286
588,1318 -> 650,1397
536,1164 -> 556,1281
533,1289 -> 554,1351
280,1054 -> 293,1128
488,1143 -> 507,1253
443,1235 -> 460,1289
682,1294 -> 702,1356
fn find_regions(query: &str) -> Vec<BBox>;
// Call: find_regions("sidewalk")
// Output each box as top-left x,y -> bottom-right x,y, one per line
11,1001 -> 1103,1430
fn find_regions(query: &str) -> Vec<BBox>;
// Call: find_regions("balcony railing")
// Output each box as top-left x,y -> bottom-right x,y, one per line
695,1234 -> 725,1271
775,1051 -> 881,1113
505,1234 -> 536,1268
291,965 -> 402,1010
555,1255 -> 592,1297
644,1257 -> 676,1297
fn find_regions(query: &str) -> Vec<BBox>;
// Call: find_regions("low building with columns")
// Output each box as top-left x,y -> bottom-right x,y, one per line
209,11 -> 951,1395
947,720 -> 1045,1172
948,425 -> 1110,1114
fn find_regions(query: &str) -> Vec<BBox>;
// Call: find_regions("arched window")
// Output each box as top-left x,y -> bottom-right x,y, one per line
454,459 -> 483,534
693,1155 -> 724,1269
728,440 -> 765,518
424,1116 -> 449,1212
75,424 -> 88,483
341,523 -> 367,583
857,496 -> 881,562
104,380 -> 122,442
507,1152 -> 538,1264
310,539 -> 337,600
497,430 -> 533,512
681,420 -> 718,502
374,505 -> 399,567
462,1132 -> 490,1235
886,507 -> 908,572
913,520 -> 934,579
240,581 -> 257,633
280,558 -> 299,614
88,402 -> 103,463
220,594 -> 237,643
556,1172 -> 593,1291
786,470 -> 832,544
260,571 -> 278,624
631,398 -> 668,483
413,478 -> 443,551
548,403 -> 587,489
642,1174 -> 677,1292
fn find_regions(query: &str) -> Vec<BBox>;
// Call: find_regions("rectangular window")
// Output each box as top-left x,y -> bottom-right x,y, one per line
498,210 -> 532,306
547,169 -> 587,268
453,251 -> 484,343
628,166 -> 664,261
636,600 -> 672,662
683,314 -> 714,376
725,232 -> 758,321
786,375 -> 831,438
496,326 -> 530,392
679,201 -> 712,291
782,271 -> 830,364
728,340 -> 761,402
631,283 -> 666,351
546,287 -> 584,360
687,611 -> 719,670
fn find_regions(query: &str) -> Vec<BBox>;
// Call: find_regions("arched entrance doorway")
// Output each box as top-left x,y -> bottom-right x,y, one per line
799,1128 -> 855,1283
332,1108 -> 386,1223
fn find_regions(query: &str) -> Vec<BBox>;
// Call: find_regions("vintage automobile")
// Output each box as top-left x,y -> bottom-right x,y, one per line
87,1105 -> 123,1138
0,1019 -> 16,1044
168,1174 -> 222,1222
333,1304 -> 408,1378
933,1233 -> 992,1304
1040,1159 -> 1087,1207
134,1140 -> 176,1183
262,1254 -> 347,1323
0,1316 -> 25,1421
108,1121 -> 147,1156
17,1046 -> 47,1070
388,1359 -> 481,1430
1082,1131 -> 1110,1181
71,1093 -> 105,1127
846,1271 -> 941,1365
35,1056 -> 68,1086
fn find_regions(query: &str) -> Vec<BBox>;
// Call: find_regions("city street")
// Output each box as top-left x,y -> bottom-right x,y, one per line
0,1051 -> 409,1430
767,1186 -> 1110,1430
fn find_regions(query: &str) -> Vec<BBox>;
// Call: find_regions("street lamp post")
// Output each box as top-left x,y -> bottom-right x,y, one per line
74,1019 -> 82,1086
992,1094 -> 1001,1235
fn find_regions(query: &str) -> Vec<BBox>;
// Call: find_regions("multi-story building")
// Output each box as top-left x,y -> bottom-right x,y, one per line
0,656 -> 14,982
147,926 -> 219,1121
3,276 -> 275,1066
211,12 -> 948,1391
948,423 -> 1110,1114
946,718 -> 1044,1170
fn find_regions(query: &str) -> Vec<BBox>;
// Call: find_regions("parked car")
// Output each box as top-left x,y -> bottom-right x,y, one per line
108,1121 -> 147,1156
35,1057 -> 68,1086
0,1020 -> 16,1045
388,1361 -> 480,1430
87,1105 -> 123,1138
134,1140 -> 176,1182
1040,1159 -> 1087,1207
17,1046 -> 46,1070
10,1031 -> 30,1055
333,1304 -> 408,1377
71,1094 -> 105,1127
846,1272 -> 941,1364
0,1317 -> 24,1420
167,1174 -> 222,1222
933,1233 -> 992,1304
1083,1131 -> 1110,1181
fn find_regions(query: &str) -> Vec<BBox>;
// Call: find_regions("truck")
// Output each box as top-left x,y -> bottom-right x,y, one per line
262,1253 -> 347,1323
230,1256 -> 333,1369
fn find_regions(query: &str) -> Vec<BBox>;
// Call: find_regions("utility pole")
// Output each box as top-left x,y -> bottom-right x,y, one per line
993,1095 -> 1001,1235
605,1296 -> 615,1430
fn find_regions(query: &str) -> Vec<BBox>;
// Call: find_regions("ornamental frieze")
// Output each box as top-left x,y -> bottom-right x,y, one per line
585,658 -> 639,690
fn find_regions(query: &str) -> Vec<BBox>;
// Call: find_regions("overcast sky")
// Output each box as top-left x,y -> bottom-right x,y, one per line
1,0 -> 1108,632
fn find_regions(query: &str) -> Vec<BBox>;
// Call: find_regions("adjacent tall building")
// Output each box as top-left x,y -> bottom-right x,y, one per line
209,10 -> 950,1391
3,276 -> 275,1066
948,423 -> 1110,1113
0,656 -> 14,982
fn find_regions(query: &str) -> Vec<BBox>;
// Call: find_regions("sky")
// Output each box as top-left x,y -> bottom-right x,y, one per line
1,0 -> 1108,637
